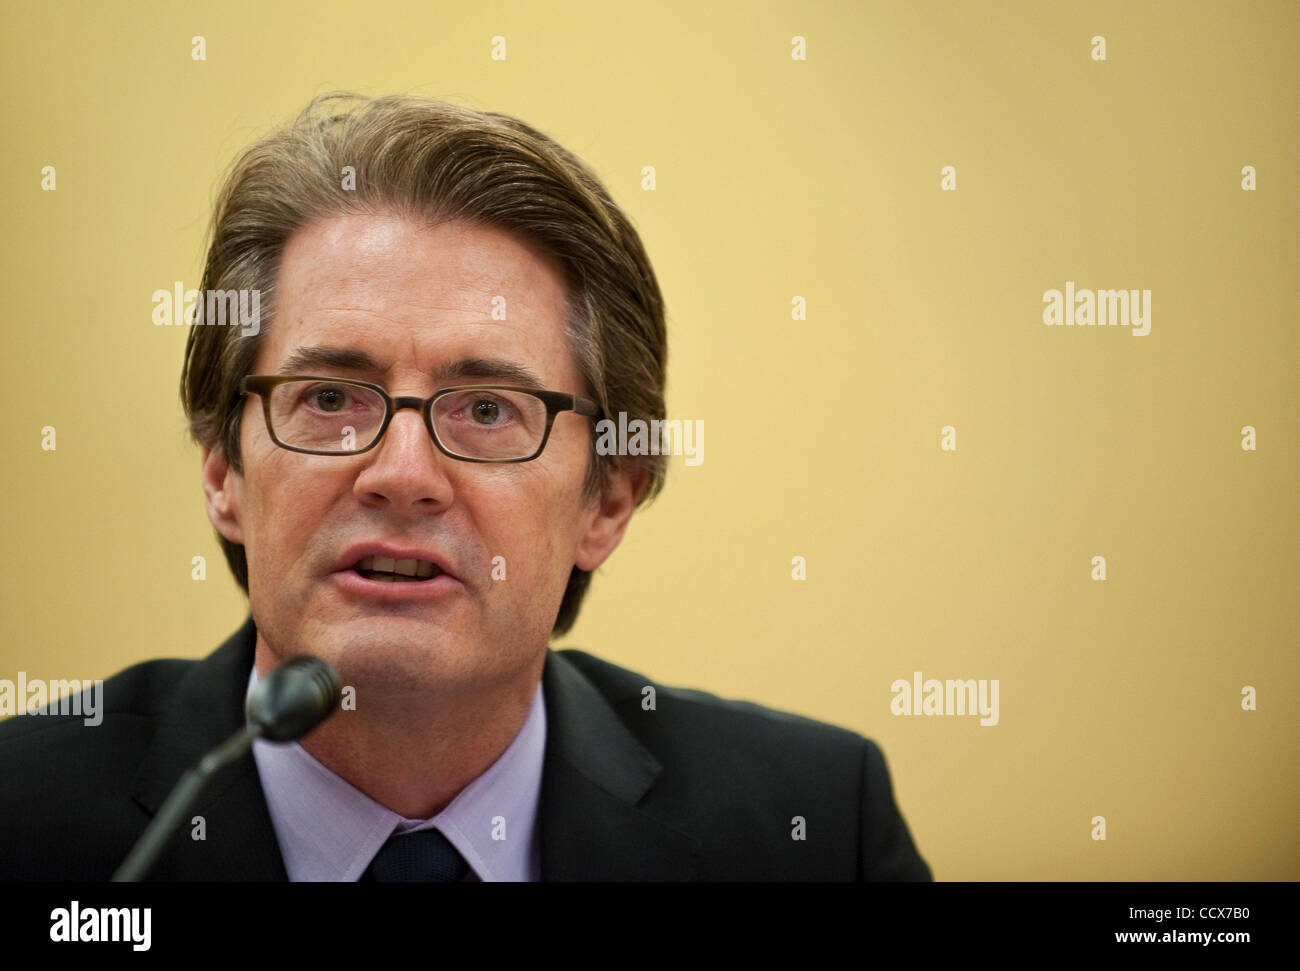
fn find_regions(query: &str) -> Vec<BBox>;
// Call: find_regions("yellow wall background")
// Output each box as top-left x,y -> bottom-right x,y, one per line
1,0 -> 1296,880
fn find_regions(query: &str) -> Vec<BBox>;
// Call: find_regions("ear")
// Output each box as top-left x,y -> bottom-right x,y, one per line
574,461 -> 650,572
201,443 -> 245,545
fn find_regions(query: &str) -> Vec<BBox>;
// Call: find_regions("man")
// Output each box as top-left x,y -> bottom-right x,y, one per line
0,93 -> 931,881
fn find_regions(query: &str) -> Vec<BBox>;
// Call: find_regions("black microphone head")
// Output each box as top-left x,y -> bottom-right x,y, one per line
246,655 -> 342,742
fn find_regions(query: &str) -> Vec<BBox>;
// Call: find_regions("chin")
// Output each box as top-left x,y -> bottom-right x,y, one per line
314,624 -> 499,693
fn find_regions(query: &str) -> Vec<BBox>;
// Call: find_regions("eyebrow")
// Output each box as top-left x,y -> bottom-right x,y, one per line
276,346 -> 547,390
277,346 -> 381,374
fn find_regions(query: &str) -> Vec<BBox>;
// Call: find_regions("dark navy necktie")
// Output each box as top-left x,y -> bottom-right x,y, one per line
364,828 -> 469,882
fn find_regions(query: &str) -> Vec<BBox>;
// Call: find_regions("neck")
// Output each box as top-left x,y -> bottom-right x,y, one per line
254,642 -> 546,819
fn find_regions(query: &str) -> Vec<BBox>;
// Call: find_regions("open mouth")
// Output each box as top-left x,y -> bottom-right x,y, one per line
350,554 -> 444,583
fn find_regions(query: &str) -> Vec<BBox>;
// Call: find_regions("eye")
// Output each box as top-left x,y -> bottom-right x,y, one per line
434,389 -> 529,436
470,399 -> 502,424
291,382 -> 366,414
312,387 -> 349,412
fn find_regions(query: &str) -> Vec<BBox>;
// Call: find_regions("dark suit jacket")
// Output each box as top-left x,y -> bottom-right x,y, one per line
0,616 -> 931,880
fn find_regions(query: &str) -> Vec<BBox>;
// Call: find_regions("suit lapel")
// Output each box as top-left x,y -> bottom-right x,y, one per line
538,650 -> 700,880
129,615 -> 287,880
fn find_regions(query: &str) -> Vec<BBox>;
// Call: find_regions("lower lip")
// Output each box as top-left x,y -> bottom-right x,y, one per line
330,569 -> 465,602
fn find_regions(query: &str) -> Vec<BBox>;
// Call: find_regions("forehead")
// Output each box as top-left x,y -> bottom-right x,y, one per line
254,211 -> 579,389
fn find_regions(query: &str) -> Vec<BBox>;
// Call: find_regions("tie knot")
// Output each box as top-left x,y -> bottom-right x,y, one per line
366,828 -> 469,882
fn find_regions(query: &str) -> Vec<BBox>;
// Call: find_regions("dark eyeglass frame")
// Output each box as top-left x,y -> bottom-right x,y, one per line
239,374 -> 602,463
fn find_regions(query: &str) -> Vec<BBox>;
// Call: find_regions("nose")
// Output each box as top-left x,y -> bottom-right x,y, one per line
351,404 -> 455,510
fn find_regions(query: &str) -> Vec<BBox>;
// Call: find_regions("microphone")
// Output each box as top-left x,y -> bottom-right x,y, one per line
112,655 -> 341,882
246,656 -> 344,741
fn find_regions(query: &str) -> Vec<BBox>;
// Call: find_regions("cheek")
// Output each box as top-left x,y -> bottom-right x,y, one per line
240,455 -> 326,568
475,465 -> 585,586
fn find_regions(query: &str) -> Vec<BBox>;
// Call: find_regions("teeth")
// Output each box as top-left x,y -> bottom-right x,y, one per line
354,554 -> 442,579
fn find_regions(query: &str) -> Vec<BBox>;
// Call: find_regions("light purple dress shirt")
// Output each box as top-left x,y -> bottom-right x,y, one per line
246,666 -> 546,882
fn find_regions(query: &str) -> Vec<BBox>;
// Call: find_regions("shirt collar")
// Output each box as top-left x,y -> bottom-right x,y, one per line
247,665 -> 546,882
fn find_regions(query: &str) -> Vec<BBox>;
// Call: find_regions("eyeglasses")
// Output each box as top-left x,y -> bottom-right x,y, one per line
239,375 -> 601,462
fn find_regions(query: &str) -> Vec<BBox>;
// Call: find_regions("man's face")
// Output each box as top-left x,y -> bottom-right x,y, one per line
203,212 -> 625,700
